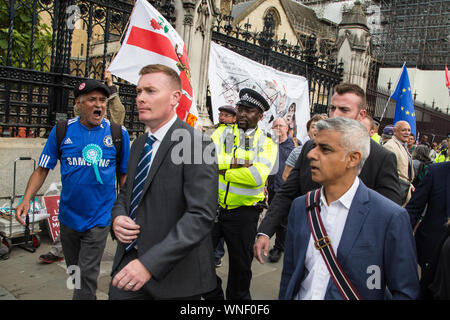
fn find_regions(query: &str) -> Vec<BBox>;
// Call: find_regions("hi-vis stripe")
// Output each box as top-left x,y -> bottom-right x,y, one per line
39,154 -> 51,168
248,166 -> 263,185
219,181 -> 264,196
306,189 -> 362,300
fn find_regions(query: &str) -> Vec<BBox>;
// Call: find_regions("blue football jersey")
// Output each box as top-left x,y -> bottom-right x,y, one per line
39,117 -> 130,232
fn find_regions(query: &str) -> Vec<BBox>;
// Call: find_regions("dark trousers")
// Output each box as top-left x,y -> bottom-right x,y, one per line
215,238 -> 225,260
108,248 -> 201,300
59,223 -> 109,300
268,189 -> 286,251
206,205 -> 260,300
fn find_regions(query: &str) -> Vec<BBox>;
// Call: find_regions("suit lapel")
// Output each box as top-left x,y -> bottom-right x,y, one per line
126,134 -> 147,208
336,182 -> 370,263
140,118 -> 181,200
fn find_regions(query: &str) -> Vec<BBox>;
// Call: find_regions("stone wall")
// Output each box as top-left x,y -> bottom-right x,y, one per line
0,138 -> 61,200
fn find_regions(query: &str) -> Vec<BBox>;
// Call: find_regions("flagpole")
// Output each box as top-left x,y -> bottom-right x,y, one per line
380,96 -> 391,122
380,62 -> 406,122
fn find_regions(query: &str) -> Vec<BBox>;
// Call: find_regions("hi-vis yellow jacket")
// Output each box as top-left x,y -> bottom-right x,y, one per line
211,124 -> 278,209
435,149 -> 449,163
371,133 -> 381,144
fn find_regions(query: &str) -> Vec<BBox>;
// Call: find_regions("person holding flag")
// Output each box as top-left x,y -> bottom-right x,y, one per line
383,64 -> 417,206
391,63 -> 417,138
384,121 -> 415,206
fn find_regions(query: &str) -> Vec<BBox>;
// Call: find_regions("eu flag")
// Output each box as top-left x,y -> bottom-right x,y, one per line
391,64 -> 416,137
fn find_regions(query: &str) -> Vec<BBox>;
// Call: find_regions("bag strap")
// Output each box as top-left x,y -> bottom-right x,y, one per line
306,189 -> 362,300
56,120 -> 68,160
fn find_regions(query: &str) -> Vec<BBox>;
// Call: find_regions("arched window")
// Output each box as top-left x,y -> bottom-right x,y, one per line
263,7 -> 281,36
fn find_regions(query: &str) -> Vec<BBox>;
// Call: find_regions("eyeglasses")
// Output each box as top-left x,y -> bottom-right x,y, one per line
272,125 -> 287,129
219,113 -> 234,118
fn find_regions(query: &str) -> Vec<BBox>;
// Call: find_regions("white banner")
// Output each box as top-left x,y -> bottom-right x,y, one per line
208,42 -> 310,144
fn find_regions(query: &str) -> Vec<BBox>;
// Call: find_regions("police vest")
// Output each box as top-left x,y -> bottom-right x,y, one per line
435,150 -> 449,163
371,133 -> 381,144
211,124 -> 278,209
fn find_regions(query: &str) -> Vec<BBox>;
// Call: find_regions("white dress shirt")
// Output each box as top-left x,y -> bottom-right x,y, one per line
134,114 -> 177,250
147,114 -> 177,168
296,177 -> 360,300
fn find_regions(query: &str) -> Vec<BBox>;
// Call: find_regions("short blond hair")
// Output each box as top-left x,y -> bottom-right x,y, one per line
139,64 -> 181,90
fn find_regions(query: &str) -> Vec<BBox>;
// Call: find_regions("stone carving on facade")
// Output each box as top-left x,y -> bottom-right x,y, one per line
195,0 -> 210,36
336,1 -> 371,89
175,0 -> 219,127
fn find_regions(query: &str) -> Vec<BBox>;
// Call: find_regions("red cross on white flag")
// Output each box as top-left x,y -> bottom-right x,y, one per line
445,65 -> 450,88
108,0 -> 198,127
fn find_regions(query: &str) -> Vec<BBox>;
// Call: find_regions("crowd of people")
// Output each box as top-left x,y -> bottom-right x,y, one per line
6,64 -> 450,300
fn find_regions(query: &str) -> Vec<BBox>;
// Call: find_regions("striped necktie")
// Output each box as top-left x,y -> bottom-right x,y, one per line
126,134 -> 157,252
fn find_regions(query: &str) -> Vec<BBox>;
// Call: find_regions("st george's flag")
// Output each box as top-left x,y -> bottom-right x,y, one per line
445,65 -> 450,95
108,0 -> 198,127
391,63 -> 416,137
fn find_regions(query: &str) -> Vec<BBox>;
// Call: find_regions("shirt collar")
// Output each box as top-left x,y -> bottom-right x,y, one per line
148,114 -> 177,142
320,177 -> 360,210
245,127 -> 257,136
394,136 -> 408,148
78,117 -> 107,131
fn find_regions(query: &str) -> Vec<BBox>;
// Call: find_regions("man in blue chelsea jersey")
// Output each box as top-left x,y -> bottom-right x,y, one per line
16,79 -> 130,300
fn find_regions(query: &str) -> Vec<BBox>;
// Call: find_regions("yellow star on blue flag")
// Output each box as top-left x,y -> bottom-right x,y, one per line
391,64 -> 416,137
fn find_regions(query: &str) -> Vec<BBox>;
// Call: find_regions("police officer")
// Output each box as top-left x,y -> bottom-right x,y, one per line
211,105 -> 237,267
435,135 -> 449,163
208,88 -> 278,300
372,117 -> 381,144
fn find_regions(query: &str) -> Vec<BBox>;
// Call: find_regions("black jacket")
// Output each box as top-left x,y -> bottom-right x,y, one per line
420,224 -> 450,300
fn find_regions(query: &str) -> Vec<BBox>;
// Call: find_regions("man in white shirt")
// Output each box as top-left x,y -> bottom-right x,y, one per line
279,117 -> 420,300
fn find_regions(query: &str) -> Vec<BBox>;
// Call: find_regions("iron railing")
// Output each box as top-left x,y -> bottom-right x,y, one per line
0,0 -> 177,138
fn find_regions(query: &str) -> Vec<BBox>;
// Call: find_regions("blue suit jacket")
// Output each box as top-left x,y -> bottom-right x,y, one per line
279,181 -> 420,300
406,162 -> 450,268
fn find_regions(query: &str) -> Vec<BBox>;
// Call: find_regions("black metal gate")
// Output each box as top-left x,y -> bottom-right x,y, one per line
0,0 -> 178,138
211,13 -> 343,116
0,1 -> 343,138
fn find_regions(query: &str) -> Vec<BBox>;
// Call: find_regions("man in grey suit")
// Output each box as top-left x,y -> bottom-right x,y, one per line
109,64 -> 218,299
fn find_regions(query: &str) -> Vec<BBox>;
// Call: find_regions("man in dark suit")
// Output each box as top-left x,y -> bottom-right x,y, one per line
108,64 -> 218,299
254,83 -> 401,263
406,162 -> 450,269
279,117 -> 419,300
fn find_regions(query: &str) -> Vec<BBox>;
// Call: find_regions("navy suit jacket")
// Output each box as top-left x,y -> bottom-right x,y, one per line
279,181 -> 420,300
406,162 -> 450,268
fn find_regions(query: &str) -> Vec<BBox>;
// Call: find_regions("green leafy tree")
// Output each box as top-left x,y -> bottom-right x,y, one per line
0,1 -> 52,71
